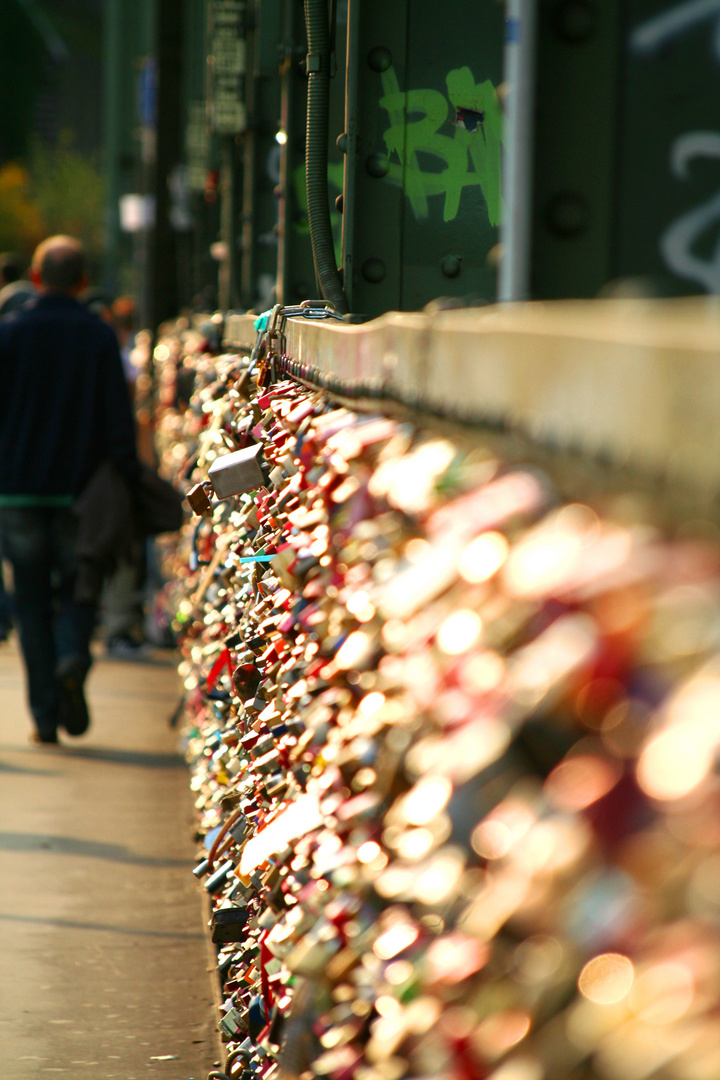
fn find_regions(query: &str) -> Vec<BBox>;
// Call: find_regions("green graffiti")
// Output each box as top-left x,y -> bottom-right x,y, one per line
379,65 -> 503,226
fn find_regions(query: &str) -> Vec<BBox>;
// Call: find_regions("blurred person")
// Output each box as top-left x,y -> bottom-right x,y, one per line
100,294 -> 151,660
0,253 -> 22,288
112,295 -> 139,393
0,253 -> 36,642
0,253 -> 21,282
82,288 -> 138,399
79,284 -> 113,313
102,297 -> 176,655
0,251 -> 36,319
0,235 -> 139,744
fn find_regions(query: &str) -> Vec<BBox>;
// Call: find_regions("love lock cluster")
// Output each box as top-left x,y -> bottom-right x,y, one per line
154,337 -> 720,1080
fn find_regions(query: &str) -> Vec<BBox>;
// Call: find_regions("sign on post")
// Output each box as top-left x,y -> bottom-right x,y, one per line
208,0 -> 247,136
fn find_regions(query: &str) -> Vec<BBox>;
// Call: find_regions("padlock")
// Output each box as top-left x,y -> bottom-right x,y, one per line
204,858 -> 235,894
159,328 -> 720,1080
186,480 -> 213,517
219,1006 -> 245,1040
208,443 -> 266,499
211,904 -> 249,943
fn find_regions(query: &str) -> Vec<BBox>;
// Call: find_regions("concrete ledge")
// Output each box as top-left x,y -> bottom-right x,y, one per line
225,299 -> 720,494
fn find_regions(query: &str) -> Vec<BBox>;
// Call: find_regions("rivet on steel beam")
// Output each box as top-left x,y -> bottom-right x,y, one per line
361,257 -> 386,283
440,255 -> 463,279
552,0 -> 598,44
367,46 -> 392,72
545,192 -> 589,238
365,153 -> 389,178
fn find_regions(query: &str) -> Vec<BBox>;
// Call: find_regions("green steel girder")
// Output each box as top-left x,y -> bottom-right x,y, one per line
531,0 -> 622,299
531,0 -> 720,300
341,0 -> 505,317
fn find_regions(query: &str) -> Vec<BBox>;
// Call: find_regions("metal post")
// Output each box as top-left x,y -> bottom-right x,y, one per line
240,0 -> 257,310
340,0 -> 360,313
276,0 -> 296,307
102,0 -> 123,295
149,0 -> 184,331
219,135 -> 238,311
499,0 -> 537,302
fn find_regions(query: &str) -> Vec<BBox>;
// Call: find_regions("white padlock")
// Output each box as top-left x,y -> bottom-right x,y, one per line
208,444 -> 266,498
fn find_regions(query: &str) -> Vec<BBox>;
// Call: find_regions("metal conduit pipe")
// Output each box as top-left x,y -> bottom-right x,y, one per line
304,0 -> 349,314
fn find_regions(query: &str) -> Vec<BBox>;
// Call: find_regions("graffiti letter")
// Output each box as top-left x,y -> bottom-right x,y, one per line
630,0 -> 720,60
660,132 -> 720,293
379,66 -> 503,226
446,67 -> 504,226
380,67 -> 452,219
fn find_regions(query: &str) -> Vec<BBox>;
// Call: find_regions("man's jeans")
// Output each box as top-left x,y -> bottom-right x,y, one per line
0,507 -> 95,737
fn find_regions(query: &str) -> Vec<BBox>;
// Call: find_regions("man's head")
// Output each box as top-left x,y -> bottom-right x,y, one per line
31,236 -> 87,294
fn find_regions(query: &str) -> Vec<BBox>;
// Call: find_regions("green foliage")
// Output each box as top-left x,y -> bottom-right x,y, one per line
28,132 -> 105,273
0,163 -> 45,257
0,133 -> 105,271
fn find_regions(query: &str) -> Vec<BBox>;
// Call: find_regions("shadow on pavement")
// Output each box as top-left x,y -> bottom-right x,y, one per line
51,746 -> 185,769
0,831 -> 187,867
0,744 -> 186,769
0,759 -> 59,777
0,912 -> 202,939
96,650 -> 177,669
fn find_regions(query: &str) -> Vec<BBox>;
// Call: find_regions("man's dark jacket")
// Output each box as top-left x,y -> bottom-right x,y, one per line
0,292 -> 138,497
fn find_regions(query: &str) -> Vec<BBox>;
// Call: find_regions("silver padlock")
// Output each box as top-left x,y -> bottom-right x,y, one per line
208,444 -> 266,498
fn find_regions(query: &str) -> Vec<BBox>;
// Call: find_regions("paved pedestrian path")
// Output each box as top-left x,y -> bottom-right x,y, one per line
0,640 -> 220,1080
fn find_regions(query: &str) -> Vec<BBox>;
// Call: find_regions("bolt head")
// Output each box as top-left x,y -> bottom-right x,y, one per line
367,46 -> 392,72
362,257 -> 386,284
440,255 -> 463,279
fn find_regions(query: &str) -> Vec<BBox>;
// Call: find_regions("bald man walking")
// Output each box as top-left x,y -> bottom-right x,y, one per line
0,236 -> 139,744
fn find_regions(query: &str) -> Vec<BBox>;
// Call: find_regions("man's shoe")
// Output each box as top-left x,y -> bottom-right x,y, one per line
57,659 -> 91,737
105,632 -> 152,661
30,730 -> 60,746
